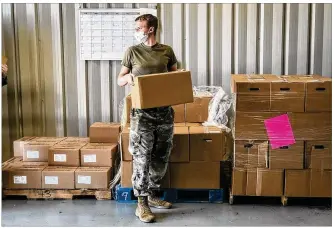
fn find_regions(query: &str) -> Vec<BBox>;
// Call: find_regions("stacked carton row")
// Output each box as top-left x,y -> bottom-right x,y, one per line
231,74 -> 332,198
120,95 -> 231,189
3,123 -> 121,190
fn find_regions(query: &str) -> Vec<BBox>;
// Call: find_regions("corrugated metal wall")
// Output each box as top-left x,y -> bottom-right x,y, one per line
1,3 -> 332,160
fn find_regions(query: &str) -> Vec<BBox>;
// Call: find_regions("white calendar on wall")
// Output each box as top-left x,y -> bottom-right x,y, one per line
78,8 -> 157,60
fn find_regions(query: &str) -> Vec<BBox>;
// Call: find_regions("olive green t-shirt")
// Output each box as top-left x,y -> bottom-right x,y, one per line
121,42 -> 177,76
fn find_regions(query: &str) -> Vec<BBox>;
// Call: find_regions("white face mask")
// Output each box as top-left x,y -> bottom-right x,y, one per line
134,31 -> 149,43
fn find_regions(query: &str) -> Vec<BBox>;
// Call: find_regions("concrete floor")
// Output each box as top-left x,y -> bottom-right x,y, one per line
2,199 -> 331,226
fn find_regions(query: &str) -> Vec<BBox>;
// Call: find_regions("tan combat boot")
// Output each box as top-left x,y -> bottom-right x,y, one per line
148,195 -> 172,209
135,196 -> 156,223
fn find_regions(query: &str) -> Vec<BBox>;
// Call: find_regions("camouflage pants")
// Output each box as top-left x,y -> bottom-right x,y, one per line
129,106 -> 174,197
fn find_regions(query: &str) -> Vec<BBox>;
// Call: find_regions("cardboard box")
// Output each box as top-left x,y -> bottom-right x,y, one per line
268,141 -> 304,169
234,140 -> 268,168
42,166 -> 77,189
270,77 -> 305,112
124,95 -> 186,124
170,126 -> 189,162
131,71 -> 193,109
173,104 -> 186,123
75,167 -> 111,189
80,143 -> 117,167
170,162 -> 220,189
23,141 -> 57,162
189,126 -> 226,162
121,161 -> 170,188
2,165 -> 46,189
284,169 -> 310,197
123,95 -> 132,124
231,168 -> 247,195
13,137 -> 35,157
289,112 -> 331,140
231,168 -> 283,196
185,97 -> 211,122
62,137 -> 90,143
305,141 -> 331,170
48,144 -> 83,167
121,161 -> 133,187
234,112 -> 283,140
304,76 -> 332,112
231,74 -> 277,111
310,170 -> 331,197
89,122 -> 121,143
120,127 -> 132,161
256,168 -> 283,196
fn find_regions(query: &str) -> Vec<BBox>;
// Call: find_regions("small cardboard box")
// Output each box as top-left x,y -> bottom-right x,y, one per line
189,126 -> 226,162
234,140 -> 268,168
268,141 -> 304,169
270,76 -> 305,112
231,74 -> 277,111
2,165 -> 46,189
23,141 -> 58,162
49,144 -> 83,167
289,112 -> 331,140
120,127 -> 132,161
284,169 -> 310,197
310,169 -> 331,197
303,75 -> 332,112
185,96 -> 211,122
256,168 -> 283,196
80,143 -> 117,167
170,126 -> 189,162
121,161 -> 170,188
89,122 -> 121,143
231,168 -> 283,196
234,112 -> 283,140
131,71 -> 193,109
75,167 -> 111,189
42,166 -> 77,189
170,162 -> 220,189
13,137 -> 35,157
305,141 -> 331,170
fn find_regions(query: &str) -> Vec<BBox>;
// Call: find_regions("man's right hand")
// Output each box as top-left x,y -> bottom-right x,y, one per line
125,73 -> 135,86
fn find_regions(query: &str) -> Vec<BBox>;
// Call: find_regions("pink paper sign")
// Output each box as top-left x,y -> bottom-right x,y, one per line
264,114 -> 295,149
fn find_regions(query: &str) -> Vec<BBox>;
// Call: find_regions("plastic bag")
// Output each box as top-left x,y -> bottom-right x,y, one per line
193,86 -> 232,132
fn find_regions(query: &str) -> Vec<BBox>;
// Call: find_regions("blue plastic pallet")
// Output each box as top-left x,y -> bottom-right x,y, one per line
115,184 -> 224,203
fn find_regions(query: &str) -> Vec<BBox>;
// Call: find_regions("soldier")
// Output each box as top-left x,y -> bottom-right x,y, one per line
117,14 -> 178,223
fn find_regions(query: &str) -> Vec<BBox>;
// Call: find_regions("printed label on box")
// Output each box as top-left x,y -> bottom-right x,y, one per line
84,154 -> 97,163
78,175 -> 91,184
26,150 -> 39,159
54,154 -> 67,162
45,176 -> 59,185
13,176 -> 27,184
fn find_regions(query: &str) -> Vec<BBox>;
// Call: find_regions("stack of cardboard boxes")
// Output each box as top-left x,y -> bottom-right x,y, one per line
120,94 -> 230,190
231,74 -> 332,198
3,123 -> 121,191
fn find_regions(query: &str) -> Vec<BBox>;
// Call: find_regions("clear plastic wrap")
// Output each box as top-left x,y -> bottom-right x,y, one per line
193,86 -> 232,132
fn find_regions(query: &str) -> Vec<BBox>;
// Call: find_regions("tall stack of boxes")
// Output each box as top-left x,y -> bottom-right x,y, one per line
231,74 -> 332,198
3,123 -> 121,191
120,94 -> 230,190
